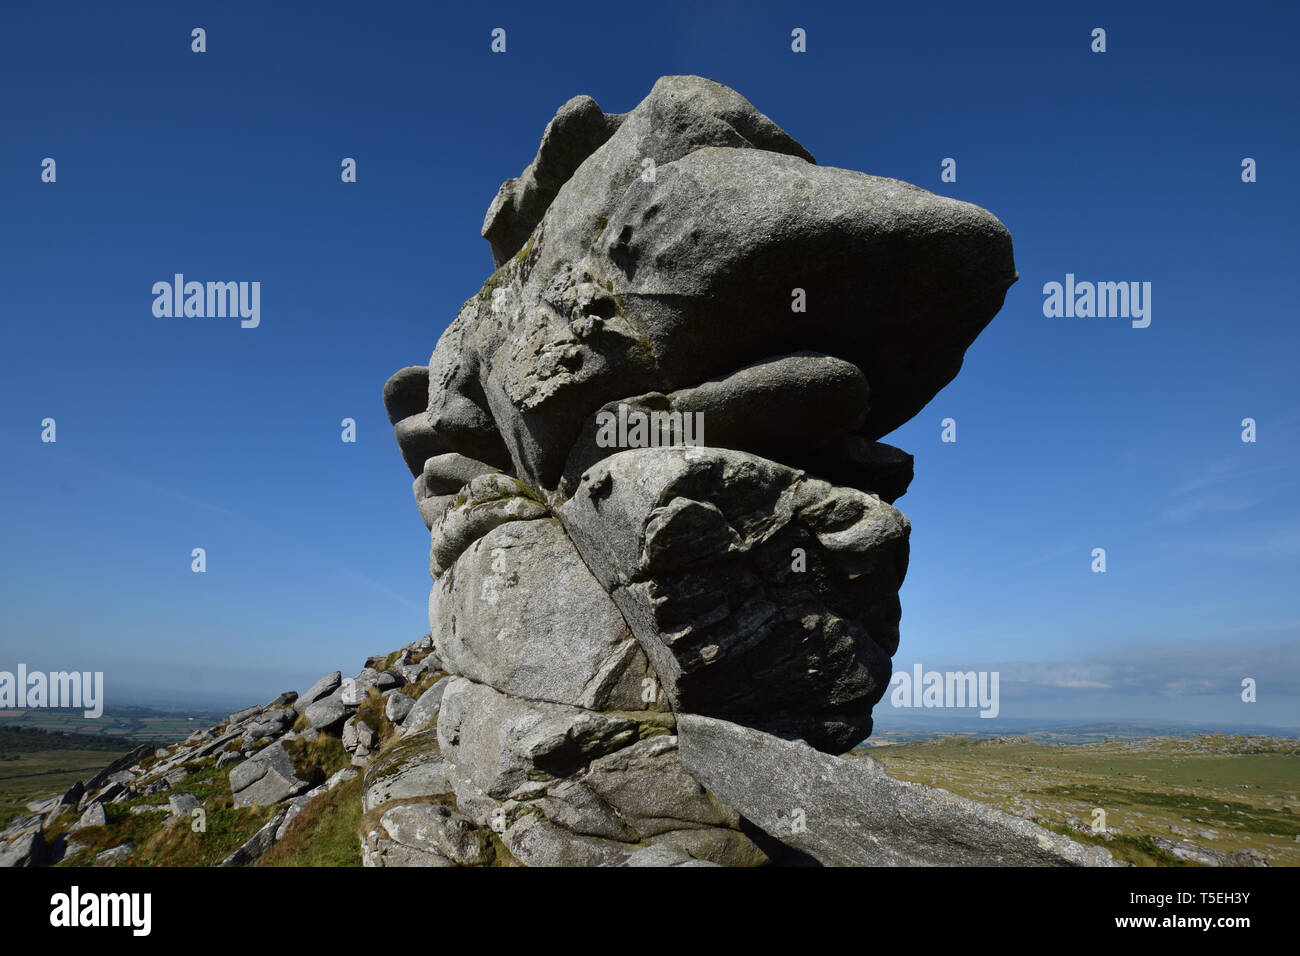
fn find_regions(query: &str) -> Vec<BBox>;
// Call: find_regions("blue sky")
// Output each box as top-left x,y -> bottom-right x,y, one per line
1,1 -> 1296,728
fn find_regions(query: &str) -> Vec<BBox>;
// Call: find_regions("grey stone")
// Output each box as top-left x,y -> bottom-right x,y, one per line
95,842 -> 135,865
168,793 -> 201,818
303,689 -> 350,731
243,706 -> 296,740
562,352 -> 870,492
362,827 -> 455,868
436,677 -> 638,818
560,446 -> 909,752
398,660 -> 431,685
294,671 -> 342,713
342,716 -> 378,754
605,845 -> 720,867
678,714 -> 1119,867
364,731 -> 453,813
92,781 -> 126,805
229,742 -> 308,808
0,818 -> 48,867
430,517 -> 649,710
575,735 -> 737,837
226,705 -> 262,727
69,802 -> 106,833
385,691 -> 415,724
417,76 -> 1013,493
503,814 -> 628,867
399,676 -> 451,738
354,667 -> 404,692
428,474 -> 549,576
380,803 -> 495,866
420,452 -> 501,496
482,93 -> 625,267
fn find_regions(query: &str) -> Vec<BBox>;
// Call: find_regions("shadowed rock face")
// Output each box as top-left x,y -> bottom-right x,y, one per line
380,76 -> 1036,866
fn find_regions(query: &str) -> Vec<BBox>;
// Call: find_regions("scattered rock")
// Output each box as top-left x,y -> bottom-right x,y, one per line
229,742 -> 309,808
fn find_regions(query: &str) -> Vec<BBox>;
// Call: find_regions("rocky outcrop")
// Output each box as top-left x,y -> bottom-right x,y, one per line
365,75 -> 1111,869
5,77 -> 1108,869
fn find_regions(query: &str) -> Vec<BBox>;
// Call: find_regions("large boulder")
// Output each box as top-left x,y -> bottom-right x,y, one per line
677,714 -> 1119,867
379,75 -> 1018,867
411,75 -> 1014,493
229,742 -> 308,809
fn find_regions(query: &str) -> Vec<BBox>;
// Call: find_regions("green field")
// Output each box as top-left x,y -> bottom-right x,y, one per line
0,706 -> 226,744
0,727 -> 144,830
859,734 -> 1300,866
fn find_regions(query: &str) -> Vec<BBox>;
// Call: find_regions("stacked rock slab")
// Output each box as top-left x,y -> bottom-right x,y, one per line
381,75 -> 1110,866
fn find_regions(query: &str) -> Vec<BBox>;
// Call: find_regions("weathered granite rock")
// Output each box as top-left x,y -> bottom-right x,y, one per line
399,676 -> 451,738
168,793 -> 201,818
85,745 -> 152,792
415,76 -> 1014,493
385,691 -> 415,724
342,716 -> 378,755
95,842 -> 134,865
436,677 -> 639,818
560,445 -> 908,752
294,671 -> 342,713
378,803 -> 495,866
69,802 -> 106,833
303,689 -> 350,731
379,75 -> 1018,867
363,729 -> 451,811
605,844 -> 720,867
430,517 -> 651,711
482,93 -> 625,268
428,473 -> 549,575
677,714 -> 1119,867
243,706 -> 296,741
0,816 -> 48,867
229,742 -> 308,809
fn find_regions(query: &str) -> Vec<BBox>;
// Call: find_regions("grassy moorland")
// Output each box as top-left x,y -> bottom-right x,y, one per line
858,734 -> 1300,866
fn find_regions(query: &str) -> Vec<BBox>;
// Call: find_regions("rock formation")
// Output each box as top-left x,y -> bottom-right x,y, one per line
373,75 -> 1110,867
0,76 -> 1118,868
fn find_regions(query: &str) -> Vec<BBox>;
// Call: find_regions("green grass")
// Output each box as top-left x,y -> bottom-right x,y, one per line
865,734 -> 1300,866
257,775 -> 363,867
283,732 -> 350,787
55,764 -> 278,867
0,745 -> 137,830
